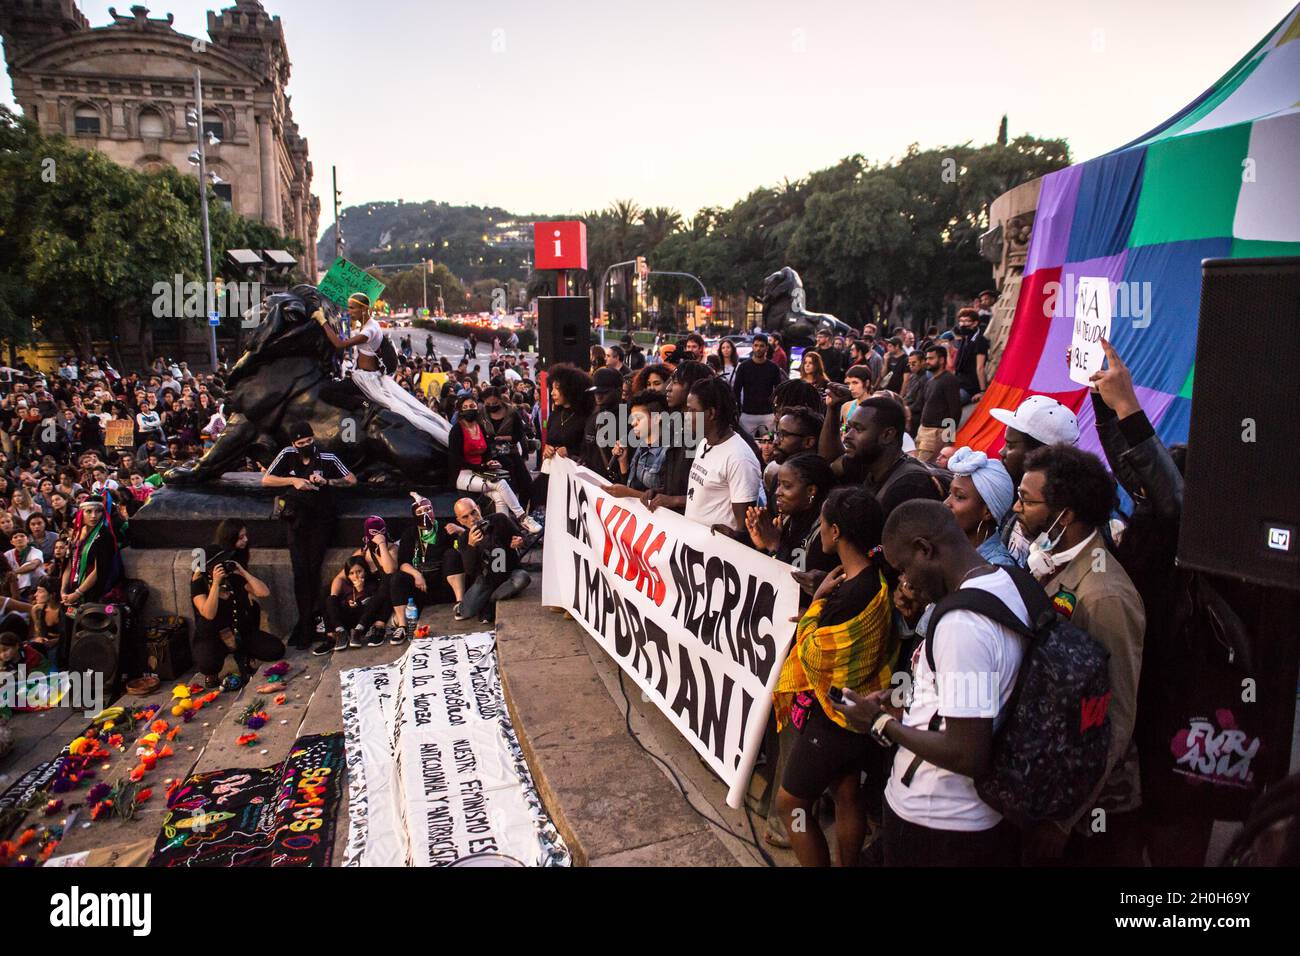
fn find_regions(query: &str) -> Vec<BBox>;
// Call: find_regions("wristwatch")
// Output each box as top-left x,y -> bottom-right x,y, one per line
869,712 -> 895,747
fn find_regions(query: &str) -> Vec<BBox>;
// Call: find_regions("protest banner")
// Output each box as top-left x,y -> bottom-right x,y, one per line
340,632 -> 569,867
104,419 -> 134,448
317,257 -> 386,309
541,456 -> 800,809
1069,276 -> 1112,386
147,733 -> 346,868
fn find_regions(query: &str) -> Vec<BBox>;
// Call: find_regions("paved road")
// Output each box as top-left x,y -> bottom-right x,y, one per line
382,325 -> 533,384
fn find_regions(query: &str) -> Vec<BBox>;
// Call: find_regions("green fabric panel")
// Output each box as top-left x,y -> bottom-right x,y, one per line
1178,364 -> 1195,400
1128,123 -> 1252,247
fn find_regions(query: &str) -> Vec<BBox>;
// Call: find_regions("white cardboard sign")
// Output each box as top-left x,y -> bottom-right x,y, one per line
1070,276 -> 1112,386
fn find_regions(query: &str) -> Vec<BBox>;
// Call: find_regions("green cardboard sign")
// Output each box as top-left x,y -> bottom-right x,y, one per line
318,257 -> 386,308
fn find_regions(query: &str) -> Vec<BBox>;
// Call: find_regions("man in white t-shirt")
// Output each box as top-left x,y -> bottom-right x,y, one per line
683,378 -> 761,536
835,499 -> 1034,866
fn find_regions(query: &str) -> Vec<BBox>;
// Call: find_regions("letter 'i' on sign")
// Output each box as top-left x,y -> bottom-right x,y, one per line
553,230 -> 562,257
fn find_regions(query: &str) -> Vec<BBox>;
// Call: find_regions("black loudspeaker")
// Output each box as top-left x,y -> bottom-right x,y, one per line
1178,256 -> 1300,590
536,296 -> 591,368
69,603 -> 123,692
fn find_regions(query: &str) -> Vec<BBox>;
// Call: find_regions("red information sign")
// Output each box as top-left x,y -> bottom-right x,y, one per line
532,220 -> 588,271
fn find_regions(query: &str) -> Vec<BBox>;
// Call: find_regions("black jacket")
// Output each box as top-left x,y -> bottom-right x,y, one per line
446,418 -> 497,485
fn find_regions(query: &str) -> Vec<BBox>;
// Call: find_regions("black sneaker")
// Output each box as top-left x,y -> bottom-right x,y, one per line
365,624 -> 386,647
332,628 -> 350,653
453,602 -> 471,621
314,615 -> 327,635
389,626 -> 407,646
289,632 -> 312,651
348,627 -> 367,648
312,638 -> 335,657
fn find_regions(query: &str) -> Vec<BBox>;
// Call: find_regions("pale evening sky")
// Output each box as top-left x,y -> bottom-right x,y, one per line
3,0 -> 1294,240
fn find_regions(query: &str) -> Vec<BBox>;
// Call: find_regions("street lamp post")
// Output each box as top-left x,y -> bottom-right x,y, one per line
191,67 -> 217,373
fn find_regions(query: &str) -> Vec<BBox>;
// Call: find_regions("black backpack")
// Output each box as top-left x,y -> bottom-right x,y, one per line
377,332 -> 401,375
904,566 -> 1113,826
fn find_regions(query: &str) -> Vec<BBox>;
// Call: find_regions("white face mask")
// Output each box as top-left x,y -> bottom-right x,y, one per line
1026,510 -> 1067,577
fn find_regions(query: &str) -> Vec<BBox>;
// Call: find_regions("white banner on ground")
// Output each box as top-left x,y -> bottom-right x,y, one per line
340,632 -> 570,867
542,456 -> 800,808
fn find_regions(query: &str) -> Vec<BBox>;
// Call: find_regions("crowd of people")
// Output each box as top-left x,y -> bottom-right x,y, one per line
0,283 -> 1284,866
521,298 -> 1253,869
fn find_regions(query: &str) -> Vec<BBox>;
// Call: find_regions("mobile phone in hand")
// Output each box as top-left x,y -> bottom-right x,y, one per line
828,686 -> 845,704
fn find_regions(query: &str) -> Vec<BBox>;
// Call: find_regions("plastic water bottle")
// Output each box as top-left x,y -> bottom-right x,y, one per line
405,598 -> 418,629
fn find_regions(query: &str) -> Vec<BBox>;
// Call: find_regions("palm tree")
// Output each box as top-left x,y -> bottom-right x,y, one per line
639,206 -> 682,250
609,199 -> 642,261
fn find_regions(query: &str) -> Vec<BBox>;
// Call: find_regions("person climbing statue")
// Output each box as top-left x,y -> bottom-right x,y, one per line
313,292 -> 450,444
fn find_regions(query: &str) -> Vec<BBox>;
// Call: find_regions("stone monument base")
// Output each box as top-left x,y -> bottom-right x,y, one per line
129,473 -> 458,549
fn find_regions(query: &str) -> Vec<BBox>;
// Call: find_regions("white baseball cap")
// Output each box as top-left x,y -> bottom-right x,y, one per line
989,395 -> 1079,446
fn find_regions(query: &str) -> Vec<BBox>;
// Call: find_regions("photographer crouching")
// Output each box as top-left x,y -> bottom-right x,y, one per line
443,497 -> 530,625
190,519 -> 283,688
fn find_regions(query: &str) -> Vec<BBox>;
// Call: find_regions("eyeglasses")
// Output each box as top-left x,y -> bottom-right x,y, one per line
776,429 -> 812,440
1015,489 -> 1047,507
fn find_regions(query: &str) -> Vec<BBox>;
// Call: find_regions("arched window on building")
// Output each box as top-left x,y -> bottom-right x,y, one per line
139,108 -> 165,139
74,105 -> 101,136
202,111 -> 224,142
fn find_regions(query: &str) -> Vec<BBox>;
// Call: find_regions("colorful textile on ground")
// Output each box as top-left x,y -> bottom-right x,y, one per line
959,6 -> 1300,456
147,733 -> 345,867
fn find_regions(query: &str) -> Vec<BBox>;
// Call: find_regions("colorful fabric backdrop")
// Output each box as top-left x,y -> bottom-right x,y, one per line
959,5 -> 1300,458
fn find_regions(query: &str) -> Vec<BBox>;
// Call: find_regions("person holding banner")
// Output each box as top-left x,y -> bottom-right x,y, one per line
773,486 -> 894,867
682,377 -> 762,537
744,452 -> 838,599
312,292 -> 451,445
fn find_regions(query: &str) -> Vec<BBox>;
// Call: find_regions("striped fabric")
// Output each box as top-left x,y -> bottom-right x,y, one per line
959,5 -> 1300,456
774,569 -> 895,732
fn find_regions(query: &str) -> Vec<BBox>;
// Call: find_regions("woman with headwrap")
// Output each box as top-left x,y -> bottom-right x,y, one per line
60,496 -> 124,613
312,292 -> 451,445
190,519 -> 281,689
943,446 -> 1018,567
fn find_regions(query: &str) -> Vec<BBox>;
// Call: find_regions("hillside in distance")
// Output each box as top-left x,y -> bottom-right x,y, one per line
317,199 -> 559,282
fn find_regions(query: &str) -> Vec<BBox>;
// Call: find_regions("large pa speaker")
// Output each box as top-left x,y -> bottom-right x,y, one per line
536,296 -> 591,368
69,603 -> 123,692
1178,257 -> 1300,590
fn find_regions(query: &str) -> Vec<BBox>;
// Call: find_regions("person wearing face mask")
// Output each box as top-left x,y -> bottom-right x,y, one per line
387,493 -> 445,641
951,308 -> 989,403
989,395 -> 1080,566
1014,443 -> 1146,865
447,394 -> 541,535
262,422 -> 357,649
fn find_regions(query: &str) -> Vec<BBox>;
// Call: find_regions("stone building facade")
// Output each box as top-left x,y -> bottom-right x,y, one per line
0,0 -> 319,278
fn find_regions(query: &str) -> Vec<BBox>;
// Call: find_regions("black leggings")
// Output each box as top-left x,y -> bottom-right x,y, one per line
389,569 -> 431,612
326,590 -> 389,633
192,628 -> 285,678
